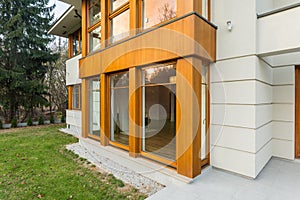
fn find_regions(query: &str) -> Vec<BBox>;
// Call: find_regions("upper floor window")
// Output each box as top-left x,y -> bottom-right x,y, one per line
88,0 -> 101,53
89,0 -> 101,26
71,30 -> 82,56
142,0 -> 176,29
109,0 -> 129,43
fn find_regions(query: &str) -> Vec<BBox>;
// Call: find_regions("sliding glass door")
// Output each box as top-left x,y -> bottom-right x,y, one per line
142,64 -> 176,161
110,71 -> 129,147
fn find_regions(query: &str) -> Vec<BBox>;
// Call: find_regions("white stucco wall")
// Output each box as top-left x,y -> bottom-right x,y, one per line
210,0 -> 297,178
272,66 -> 295,159
66,54 -> 82,86
257,6 -> 300,55
66,109 -> 82,138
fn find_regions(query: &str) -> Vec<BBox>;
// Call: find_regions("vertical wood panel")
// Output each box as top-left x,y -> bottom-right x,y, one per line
100,74 -> 109,146
129,0 -> 141,35
295,65 -> 300,157
68,86 -> 73,110
177,0 -> 202,16
101,0 -> 109,48
129,67 -> 142,157
82,0 -> 88,57
176,58 -> 202,178
68,35 -> 73,58
81,79 -> 88,138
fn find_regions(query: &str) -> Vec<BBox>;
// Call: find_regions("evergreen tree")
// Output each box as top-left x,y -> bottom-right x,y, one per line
0,0 -> 58,122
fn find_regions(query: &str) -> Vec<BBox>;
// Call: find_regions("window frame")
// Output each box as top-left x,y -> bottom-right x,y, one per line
68,29 -> 82,58
108,70 -> 130,150
108,0 -> 130,44
72,84 -> 81,110
87,0 -> 102,53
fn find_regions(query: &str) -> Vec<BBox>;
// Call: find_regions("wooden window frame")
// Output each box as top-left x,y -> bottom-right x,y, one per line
88,76 -> 101,139
108,1 -> 130,44
87,0 -> 102,53
72,84 -> 82,110
68,29 -> 82,58
108,70 -> 130,151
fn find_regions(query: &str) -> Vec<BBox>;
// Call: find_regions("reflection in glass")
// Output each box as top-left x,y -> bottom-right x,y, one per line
72,32 -> 79,56
89,78 -> 100,137
110,72 -> 129,146
111,0 -> 128,11
201,66 -> 208,160
89,0 -> 101,26
89,26 -> 101,52
111,9 -> 130,43
143,0 -> 176,29
72,85 -> 80,109
142,64 -> 176,161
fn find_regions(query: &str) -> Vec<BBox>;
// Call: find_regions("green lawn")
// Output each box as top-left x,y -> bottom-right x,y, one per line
0,125 -> 146,200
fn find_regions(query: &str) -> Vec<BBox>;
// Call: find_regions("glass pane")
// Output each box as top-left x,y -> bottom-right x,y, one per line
111,9 -> 129,43
143,0 -> 176,29
143,64 -> 176,85
89,0 -> 101,26
89,78 -> 100,137
110,72 -> 129,146
89,26 -> 101,52
72,33 -> 79,56
111,72 -> 129,88
142,65 -> 176,161
72,85 -> 80,109
111,0 -> 128,11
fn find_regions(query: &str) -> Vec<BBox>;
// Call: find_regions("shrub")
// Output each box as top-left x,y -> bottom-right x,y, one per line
38,116 -> 44,125
11,118 -> 17,128
0,120 -> 2,129
27,117 -> 33,126
50,115 -> 55,124
61,115 -> 66,123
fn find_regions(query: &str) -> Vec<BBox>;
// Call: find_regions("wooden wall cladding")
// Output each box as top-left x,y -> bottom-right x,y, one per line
79,14 -> 216,78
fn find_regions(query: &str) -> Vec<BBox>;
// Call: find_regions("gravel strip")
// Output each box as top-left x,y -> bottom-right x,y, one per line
66,143 -> 164,196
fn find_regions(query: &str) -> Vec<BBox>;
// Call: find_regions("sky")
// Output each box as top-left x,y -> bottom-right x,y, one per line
48,0 -> 69,20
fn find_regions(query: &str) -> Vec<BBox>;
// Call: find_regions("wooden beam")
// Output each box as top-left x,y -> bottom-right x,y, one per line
100,73 -> 109,146
81,79 -> 88,138
176,57 -> 202,178
129,67 -> 142,157
101,0 -> 109,48
295,65 -> 300,157
129,0 -> 141,35
82,0 -> 88,57
68,86 -> 73,110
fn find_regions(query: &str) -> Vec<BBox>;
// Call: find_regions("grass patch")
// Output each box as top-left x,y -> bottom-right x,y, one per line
0,125 -> 146,200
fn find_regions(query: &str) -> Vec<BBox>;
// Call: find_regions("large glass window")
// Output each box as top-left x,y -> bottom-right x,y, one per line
142,0 -> 176,29
89,0 -> 101,26
142,64 -> 176,161
72,85 -> 81,109
88,0 -> 101,53
89,78 -> 100,137
110,71 -> 129,146
89,26 -> 101,52
109,1 -> 129,43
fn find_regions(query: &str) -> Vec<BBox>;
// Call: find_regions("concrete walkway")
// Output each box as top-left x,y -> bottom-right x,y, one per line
60,129 -> 300,200
149,158 -> 300,200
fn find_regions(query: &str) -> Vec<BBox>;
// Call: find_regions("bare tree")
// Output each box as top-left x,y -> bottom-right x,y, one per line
45,39 -> 68,115
159,3 -> 176,22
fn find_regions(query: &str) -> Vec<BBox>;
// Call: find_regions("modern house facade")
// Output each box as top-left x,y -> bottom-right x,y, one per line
49,0 -> 300,179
